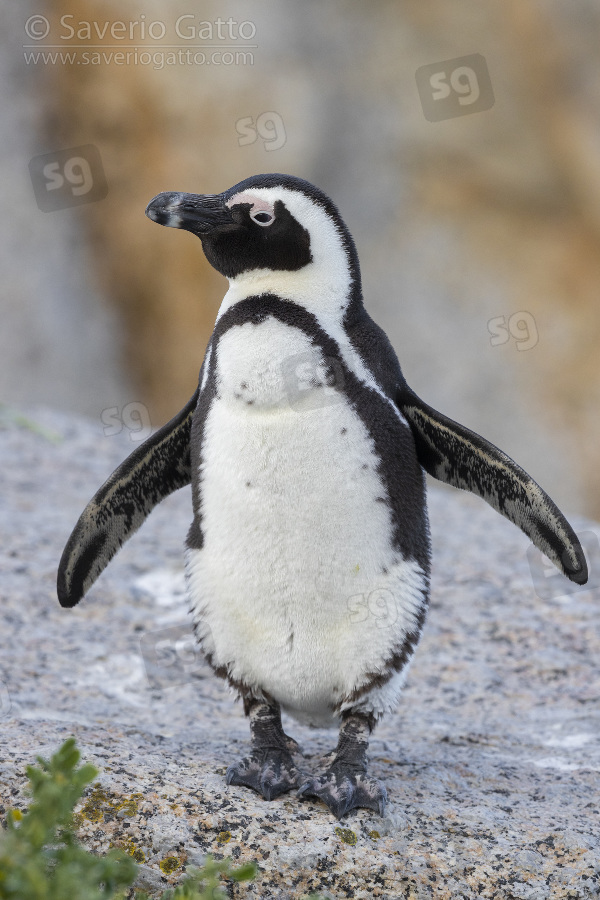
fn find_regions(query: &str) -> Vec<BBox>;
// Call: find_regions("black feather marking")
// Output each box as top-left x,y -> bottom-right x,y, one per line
396,383 -> 588,584
186,294 -> 430,573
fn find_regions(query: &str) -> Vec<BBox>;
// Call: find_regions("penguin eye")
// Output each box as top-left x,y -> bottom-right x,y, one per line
250,210 -> 274,227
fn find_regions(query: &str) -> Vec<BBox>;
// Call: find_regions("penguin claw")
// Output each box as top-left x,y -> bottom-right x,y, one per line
226,749 -> 299,801
297,770 -> 387,819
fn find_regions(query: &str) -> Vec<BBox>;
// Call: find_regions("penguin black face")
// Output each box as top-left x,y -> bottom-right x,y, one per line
145,174 -> 360,288
146,179 -> 311,278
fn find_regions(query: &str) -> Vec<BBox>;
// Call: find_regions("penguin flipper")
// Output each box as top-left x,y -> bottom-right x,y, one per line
57,389 -> 199,608
396,383 -> 588,585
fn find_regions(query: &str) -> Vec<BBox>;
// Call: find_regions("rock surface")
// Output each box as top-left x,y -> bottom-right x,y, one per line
0,407 -> 599,898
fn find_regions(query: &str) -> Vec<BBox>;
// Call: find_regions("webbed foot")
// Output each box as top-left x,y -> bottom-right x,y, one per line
226,748 -> 299,800
297,711 -> 387,818
297,767 -> 386,818
225,697 -> 301,802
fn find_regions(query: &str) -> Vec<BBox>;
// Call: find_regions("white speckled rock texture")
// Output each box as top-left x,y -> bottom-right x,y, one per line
0,407 -> 599,898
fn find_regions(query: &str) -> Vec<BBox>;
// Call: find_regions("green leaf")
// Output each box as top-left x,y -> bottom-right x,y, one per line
0,739 -> 263,900
229,861 -> 257,881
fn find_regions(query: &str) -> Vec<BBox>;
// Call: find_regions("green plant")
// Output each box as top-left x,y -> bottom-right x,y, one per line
0,738 -> 136,899
133,856 -> 256,900
0,739 -> 257,900
0,403 -> 62,443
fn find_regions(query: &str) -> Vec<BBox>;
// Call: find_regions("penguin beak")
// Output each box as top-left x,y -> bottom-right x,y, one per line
145,192 -> 235,235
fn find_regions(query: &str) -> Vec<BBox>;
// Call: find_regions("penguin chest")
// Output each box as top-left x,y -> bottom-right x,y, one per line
185,316 -> 428,723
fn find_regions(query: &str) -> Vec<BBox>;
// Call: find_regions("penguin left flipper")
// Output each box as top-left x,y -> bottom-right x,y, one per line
396,383 -> 588,585
57,388 -> 199,609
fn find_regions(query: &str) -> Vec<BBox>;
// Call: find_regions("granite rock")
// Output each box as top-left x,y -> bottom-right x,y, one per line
0,407 -> 599,898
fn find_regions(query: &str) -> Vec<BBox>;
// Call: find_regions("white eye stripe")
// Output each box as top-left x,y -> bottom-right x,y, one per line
227,191 -> 276,226
251,210 -> 275,226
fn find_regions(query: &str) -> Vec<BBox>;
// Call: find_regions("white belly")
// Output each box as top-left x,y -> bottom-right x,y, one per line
185,316 -> 427,724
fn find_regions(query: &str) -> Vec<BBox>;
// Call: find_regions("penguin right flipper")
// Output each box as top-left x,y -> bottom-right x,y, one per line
396,383 -> 588,585
57,388 -> 199,609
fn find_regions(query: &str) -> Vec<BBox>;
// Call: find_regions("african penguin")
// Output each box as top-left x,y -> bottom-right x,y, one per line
57,173 -> 588,820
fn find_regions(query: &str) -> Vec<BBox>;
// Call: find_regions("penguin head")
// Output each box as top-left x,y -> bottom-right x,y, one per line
145,174 -> 361,306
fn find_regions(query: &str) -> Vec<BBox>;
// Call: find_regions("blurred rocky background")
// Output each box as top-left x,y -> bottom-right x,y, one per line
2,0 -> 600,518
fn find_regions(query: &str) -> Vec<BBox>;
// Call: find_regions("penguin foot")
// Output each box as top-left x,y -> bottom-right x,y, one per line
226,748 -> 299,801
297,710 -> 386,818
297,766 -> 387,819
